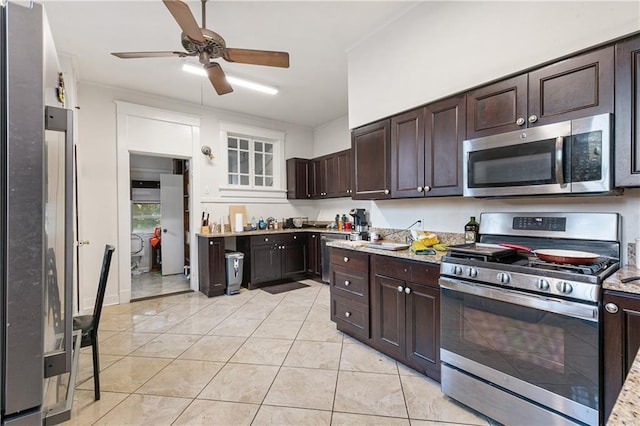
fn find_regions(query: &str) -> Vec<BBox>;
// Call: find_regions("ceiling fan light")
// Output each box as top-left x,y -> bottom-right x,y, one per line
182,63 -> 278,95
226,76 -> 278,95
182,63 -> 208,77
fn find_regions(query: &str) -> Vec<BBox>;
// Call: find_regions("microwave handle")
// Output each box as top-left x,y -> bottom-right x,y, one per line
555,136 -> 564,184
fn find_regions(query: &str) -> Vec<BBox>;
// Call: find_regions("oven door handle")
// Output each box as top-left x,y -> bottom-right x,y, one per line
555,136 -> 564,185
439,277 -> 598,322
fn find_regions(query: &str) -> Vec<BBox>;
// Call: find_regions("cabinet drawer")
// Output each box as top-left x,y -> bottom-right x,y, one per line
331,293 -> 369,339
331,265 -> 368,301
330,248 -> 368,271
373,255 -> 439,288
250,235 -> 279,245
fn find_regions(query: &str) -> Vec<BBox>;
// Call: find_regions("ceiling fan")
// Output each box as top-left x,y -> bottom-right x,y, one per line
111,0 -> 290,95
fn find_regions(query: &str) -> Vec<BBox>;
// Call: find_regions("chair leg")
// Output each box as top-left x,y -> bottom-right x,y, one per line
92,334 -> 101,401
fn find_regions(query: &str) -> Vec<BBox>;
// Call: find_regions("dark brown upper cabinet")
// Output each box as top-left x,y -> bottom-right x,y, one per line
334,149 -> 352,197
467,46 -> 614,139
286,158 -> 311,199
351,119 -> 391,199
391,95 -> 465,198
615,34 -> 640,187
287,150 -> 352,199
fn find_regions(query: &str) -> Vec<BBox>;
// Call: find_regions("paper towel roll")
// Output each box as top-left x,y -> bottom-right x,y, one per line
235,213 -> 244,232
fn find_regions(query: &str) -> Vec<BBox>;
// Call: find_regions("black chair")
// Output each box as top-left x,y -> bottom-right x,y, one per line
73,244 -> 115,401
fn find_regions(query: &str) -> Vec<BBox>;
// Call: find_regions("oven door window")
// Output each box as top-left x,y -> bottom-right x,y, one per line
441,287 -> 599,410
467,139 -> 563,188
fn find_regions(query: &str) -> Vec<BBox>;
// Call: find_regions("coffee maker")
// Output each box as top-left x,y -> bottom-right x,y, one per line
349,208 -> 369,241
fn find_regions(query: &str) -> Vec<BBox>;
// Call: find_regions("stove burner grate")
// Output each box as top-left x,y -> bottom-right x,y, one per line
528,257 -> 614,275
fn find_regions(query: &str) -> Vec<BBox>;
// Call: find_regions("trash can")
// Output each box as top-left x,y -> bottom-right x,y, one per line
225,251 -> 244,295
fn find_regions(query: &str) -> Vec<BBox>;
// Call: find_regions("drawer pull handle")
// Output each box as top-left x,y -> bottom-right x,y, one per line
343,257 -> 349,263
605,303 -> 619,314
405,287 -> 411,294
344,280 -> 350,286
345,311 -> 352,318
293,235 -> 297,239
403,268 -> 408,273
265,238 -> 269,242
397,285 -> 404,293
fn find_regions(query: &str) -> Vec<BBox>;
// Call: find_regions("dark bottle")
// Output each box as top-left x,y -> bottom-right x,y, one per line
465,216 -> 479,244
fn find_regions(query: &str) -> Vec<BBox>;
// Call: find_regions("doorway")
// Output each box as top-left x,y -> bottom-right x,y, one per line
129,154 -> 190,300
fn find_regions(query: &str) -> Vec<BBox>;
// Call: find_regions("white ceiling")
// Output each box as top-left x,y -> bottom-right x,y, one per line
43,1 -> 416,128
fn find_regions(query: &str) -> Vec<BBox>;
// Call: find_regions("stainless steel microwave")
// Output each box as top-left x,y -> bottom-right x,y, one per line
463,113 -> 612,197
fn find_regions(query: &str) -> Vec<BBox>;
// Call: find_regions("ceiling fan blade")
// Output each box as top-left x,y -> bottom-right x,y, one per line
205,63 -> 233,95
162,0 -> 205,44
111,51 -> 191,59
223,48 -> 290,68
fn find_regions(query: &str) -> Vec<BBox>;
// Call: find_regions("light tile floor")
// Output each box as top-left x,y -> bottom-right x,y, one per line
66,279 -> 493,425
131,271 -> 190,300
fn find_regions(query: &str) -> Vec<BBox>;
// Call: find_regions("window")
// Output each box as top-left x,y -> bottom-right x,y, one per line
227,136 -> 274,187
131,203 -> 161,232
219,122 -> 285,199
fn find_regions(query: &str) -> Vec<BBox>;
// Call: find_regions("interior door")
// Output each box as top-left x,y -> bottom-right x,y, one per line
160,174 -> 184,275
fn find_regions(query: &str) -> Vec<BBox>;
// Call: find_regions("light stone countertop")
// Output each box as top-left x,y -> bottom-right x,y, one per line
603,265 -> 640,294
606,265 -> 640,425
326,239 -> 446,264
196,228 -> 350,238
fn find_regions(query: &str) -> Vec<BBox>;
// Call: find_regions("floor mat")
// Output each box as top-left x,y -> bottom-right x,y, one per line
261,281 -> 309,295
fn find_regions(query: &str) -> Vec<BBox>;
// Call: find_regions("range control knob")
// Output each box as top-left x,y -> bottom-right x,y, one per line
467,268 -> 478,278
536,279 -> 550,291
453,266 -> 463,276
497,273 -> 511,284
557,281 -> 573,294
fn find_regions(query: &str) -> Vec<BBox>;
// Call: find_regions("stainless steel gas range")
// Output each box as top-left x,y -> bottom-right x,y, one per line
439,212 -> 620,426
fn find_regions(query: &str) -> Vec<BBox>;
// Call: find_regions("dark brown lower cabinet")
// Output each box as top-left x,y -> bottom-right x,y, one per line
603,290 -> 640,421
370,255 -> 440,381
197,236 -> 225,297
329,247 -> 370,340
237,233 -> 307,289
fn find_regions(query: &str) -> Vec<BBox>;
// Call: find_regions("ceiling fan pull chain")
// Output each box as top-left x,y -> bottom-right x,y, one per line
201,0 -> 207,29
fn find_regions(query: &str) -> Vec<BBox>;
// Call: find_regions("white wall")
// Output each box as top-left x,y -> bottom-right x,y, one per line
347,1 -> 640,128
340,0 -> 640,264
313,115 -> 350,157
76,82 -> 342,311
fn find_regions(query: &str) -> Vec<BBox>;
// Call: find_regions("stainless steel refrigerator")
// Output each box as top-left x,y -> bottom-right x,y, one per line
1,2 -> 74,424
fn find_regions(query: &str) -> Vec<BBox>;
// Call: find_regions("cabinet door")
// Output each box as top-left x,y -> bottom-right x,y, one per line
466,74 -> 527,139
424,95 -> 465,197
335,149 -> 351,197
390,107 -> 426,198
307,233 -> 321,276
615,35 -> 640,187
282,236 -> 307,278
371,274 -> 405,360
197,237 -> 225,297
322,154 -> 336,197
603,291 -> 640,421
286,158 -> 310,199
529,46 -> 614,127
351,120 -> 391,199
310,158 -> 322,198
250,244 -> 280,284
405,282 -> 440,379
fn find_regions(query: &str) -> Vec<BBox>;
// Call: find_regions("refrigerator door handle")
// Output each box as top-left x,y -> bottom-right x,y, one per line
43,106 -> 74,379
